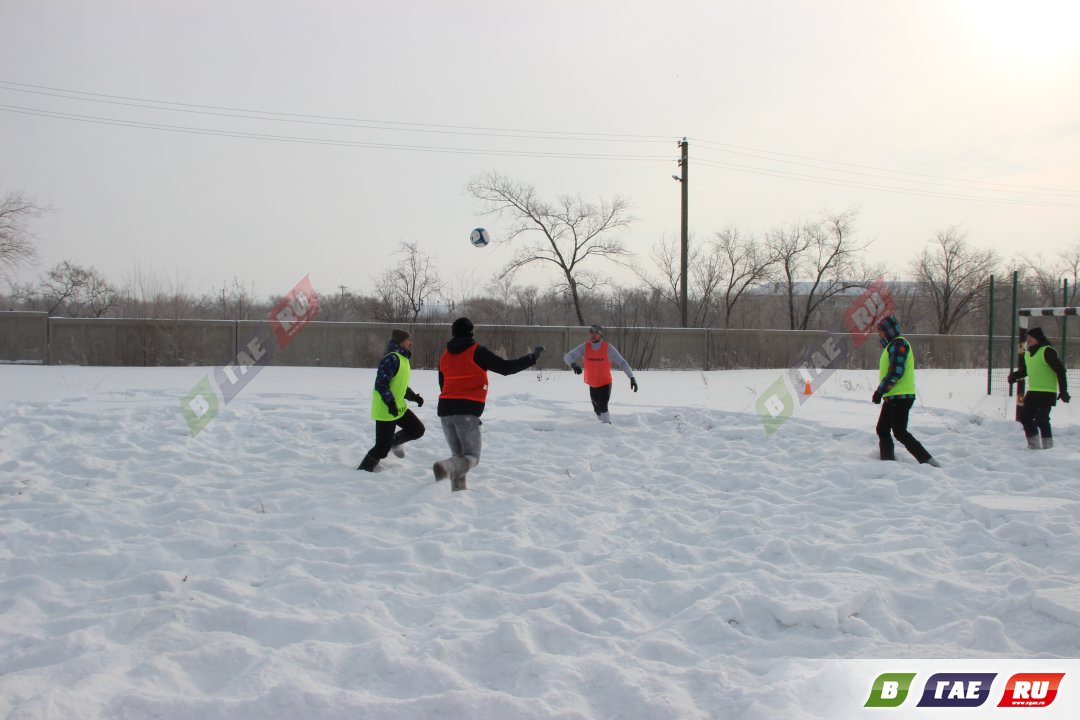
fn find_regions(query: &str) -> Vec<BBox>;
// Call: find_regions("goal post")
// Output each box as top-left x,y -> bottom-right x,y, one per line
1014,307 -> 1079,421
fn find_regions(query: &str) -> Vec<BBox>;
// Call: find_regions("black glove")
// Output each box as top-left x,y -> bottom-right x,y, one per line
630,377 -> 638,392
872,390 -> 883,405
1007,371 -> 1021,384
1060,390 -> 1071,403
531,345 -> 545,361
413,394 -> 424,408
388,401 -> 400,416
571,363 -> 583,375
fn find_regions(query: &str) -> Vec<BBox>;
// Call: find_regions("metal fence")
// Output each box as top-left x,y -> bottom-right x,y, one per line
5,311 -> 1066,375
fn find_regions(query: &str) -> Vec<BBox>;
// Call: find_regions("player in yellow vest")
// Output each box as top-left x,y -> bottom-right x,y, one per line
872,316 -> 940,466
563,324 -> 637,424
1008,326 -> 1071,449
359,329 -> 426,472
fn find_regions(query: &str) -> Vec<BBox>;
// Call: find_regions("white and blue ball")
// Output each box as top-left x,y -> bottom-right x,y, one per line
469,227 -> 491,248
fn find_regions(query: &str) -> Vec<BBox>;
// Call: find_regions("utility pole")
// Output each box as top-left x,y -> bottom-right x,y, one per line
674,138 -> 689,327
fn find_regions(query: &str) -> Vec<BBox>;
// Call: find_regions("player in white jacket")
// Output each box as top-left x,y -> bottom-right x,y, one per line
563,324 -> 637,424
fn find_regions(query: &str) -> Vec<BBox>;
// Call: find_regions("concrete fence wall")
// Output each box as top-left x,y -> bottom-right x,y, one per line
0,311 -> 1005,370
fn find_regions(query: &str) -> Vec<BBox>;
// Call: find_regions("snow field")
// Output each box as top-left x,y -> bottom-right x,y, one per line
1,366 -> 1078,719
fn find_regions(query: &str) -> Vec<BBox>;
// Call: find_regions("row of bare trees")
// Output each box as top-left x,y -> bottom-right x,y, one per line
4,183 -> 1078,337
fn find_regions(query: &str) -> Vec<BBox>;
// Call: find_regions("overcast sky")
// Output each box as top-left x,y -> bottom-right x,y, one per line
2,0 -> 1078,303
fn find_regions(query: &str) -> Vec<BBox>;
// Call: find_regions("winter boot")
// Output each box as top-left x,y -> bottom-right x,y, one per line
391,444 -> 405,458
434,457 -> 470,490
880,446 -> 896,461
598,412 -> 611,424
1042,437 -> 1054,450
358,454 -> 378,472
925,457 -> 942,467
433,456 -> 467,481
1026,434 -> 1041,450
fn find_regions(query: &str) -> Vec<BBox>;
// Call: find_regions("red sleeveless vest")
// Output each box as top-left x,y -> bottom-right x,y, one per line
439,344 -> 489,402
583,341 -> 613,387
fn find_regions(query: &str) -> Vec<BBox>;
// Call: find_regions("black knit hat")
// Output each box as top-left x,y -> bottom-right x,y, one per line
390,328 -> 410,345
1027,327 -> 1048,344
451,317 -> 474,338
589,323 -> 604,335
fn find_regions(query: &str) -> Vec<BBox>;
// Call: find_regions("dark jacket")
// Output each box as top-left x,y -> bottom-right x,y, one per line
437,336 -> 536,417
373,341 -> 420,411
1013,338 -> 1068,405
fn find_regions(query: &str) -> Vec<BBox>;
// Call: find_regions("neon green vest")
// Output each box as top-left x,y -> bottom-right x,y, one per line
1025,346 -> 1057,393
879,336 -> 916,397
371,352 -> 410,421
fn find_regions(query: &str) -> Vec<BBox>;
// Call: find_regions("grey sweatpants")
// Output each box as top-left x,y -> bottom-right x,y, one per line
440,415 -> 482,472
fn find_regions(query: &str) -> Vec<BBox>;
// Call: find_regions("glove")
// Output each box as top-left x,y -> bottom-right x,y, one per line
1007,371 -> 1020,384
1060,390 -> 1071,403
531,345 -> 545,361
871,390 -> 883,405
413,394 -> 424,408
388,401 -> 400,416
630,377 -> 638,392
571,363 -> 583,375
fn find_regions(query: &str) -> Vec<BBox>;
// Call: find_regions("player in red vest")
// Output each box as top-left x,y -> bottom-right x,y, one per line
563,324 -> 637,424
435,317 -> 544,491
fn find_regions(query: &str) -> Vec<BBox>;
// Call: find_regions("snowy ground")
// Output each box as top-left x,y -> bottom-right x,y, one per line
1,364 -> 1079,719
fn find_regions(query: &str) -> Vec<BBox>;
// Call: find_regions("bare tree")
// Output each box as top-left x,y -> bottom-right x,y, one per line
1062,237 -> 1080,302
1016,239 -> 1080,314
637,234 -> 688,319
638,233 -> 722,326
914,225 -> 999,334
0,191 -> 44,282
218,276 -> 259,319
513,284 -> 542,326
713,226 -> 778,328
766,218 -> 812,330
767,210 -> 875,330
372,241 -> 443,323
466,171 -> 634,325
39,261 -> 119,317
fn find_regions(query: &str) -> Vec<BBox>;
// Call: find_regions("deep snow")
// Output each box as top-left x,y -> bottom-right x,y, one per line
2,364 -> 1078,719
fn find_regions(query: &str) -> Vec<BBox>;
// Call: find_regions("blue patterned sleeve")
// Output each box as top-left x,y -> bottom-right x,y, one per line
373,354 -> 400,407
876,339 -> 909,394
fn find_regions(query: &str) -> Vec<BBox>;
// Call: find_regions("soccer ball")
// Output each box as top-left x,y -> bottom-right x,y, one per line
469,228 -> 491,248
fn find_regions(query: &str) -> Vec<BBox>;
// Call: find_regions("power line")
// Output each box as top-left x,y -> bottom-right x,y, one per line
0,80 -> 674,144
0,104 -> 673,162
690,136 -> 1080,198
691,155 -> 1078,208
2,79 -> 1077,205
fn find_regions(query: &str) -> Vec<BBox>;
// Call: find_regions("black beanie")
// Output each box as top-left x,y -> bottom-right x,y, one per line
1027,327 -> 1048,344
390,328 -> 410,345
451,317 -> 474,338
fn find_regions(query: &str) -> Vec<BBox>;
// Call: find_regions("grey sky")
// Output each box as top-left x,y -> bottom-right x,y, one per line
2,0 -> 1078,302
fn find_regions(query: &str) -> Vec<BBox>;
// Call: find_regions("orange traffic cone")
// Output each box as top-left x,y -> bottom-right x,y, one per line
803,379 -> 813,395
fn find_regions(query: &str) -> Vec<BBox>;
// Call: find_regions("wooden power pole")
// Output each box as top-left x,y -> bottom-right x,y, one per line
677,138 -> 689,327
